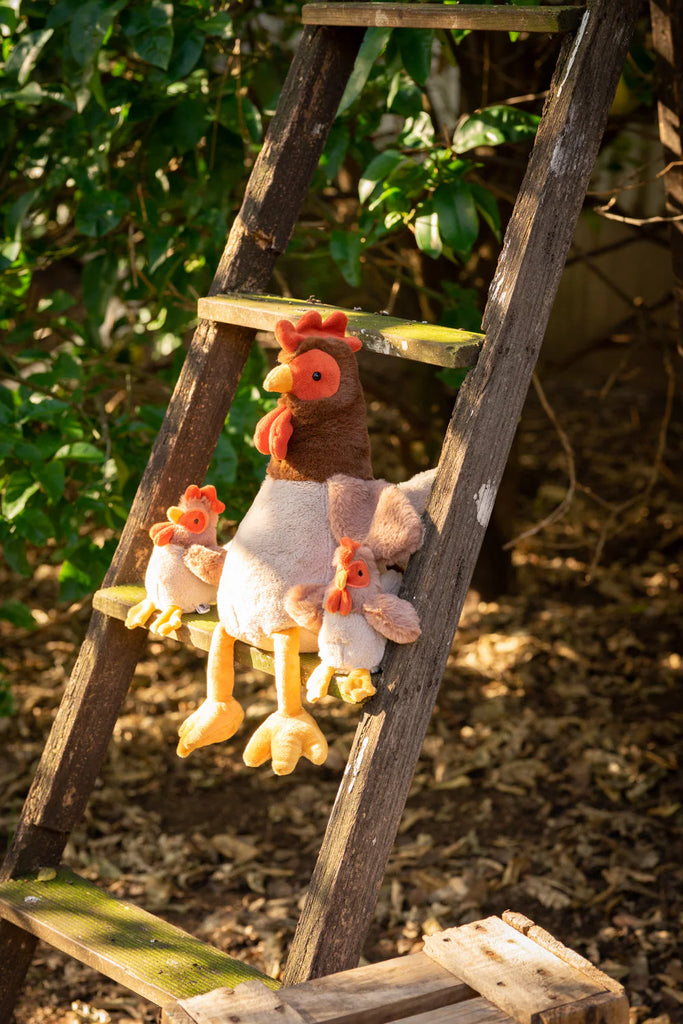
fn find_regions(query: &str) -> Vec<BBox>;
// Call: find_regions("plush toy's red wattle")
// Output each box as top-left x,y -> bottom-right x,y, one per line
254,401 -> 293,459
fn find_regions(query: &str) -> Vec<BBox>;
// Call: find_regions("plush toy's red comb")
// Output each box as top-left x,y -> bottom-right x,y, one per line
182,484 -> 225,514
339,536 -> 362,568
275,310 -> 362,354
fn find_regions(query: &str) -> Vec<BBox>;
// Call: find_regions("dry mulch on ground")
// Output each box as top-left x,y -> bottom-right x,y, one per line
1,355 -> 681,1024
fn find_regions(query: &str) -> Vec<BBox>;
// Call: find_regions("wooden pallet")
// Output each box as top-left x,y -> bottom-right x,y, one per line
172,915 -> 628,1024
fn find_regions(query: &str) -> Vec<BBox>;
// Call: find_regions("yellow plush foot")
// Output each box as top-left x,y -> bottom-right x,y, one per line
306,663 -> 335,703
176,697 -> 244,758
339,668 -> 376,704
150,605 -> 184,636
125,597 -> 156,630
243,709 -> 328,775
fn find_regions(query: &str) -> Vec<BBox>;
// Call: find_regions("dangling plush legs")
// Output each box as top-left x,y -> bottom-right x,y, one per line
176,624 -> 244,757
339,668 -> 376,704
305,662 -> 335,703
125,597 -> 157,630
243,627 -> 328,775
149,605 -> 184,636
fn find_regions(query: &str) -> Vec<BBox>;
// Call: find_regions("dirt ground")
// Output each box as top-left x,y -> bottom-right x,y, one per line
1,338 -> 681,1024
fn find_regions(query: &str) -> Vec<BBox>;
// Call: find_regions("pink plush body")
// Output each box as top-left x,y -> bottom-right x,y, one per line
144,544 -> 218,613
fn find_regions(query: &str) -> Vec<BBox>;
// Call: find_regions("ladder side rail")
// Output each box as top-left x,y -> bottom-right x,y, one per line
284,0 -> 641,984
0,21 -> 365,1020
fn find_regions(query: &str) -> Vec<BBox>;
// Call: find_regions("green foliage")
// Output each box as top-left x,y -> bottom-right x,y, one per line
1,0 -> 282,603
324,28 -> 540,289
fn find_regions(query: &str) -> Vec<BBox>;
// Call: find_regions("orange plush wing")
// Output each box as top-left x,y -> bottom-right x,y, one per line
149,522 -> 175,546
254,401 -> 293,459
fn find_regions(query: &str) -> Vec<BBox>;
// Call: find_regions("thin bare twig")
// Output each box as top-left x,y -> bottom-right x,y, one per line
503,373 -> 576,550
585,342 -> 677,579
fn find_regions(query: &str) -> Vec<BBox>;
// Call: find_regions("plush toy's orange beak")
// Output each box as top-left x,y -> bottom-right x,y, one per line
167,506 -> 183,524
263,363 -> 294,394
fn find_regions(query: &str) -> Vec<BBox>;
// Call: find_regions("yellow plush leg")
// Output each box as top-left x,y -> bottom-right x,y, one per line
150,605 -> 184,636
306,662 -> 335,703
243,627 -> 328,775
125,597 -> 157,630
176,624 -> 244,757
339,668 -> 376,704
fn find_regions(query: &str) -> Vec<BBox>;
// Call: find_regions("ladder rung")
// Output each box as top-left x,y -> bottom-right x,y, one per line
93,586 -> 353,699
199,293 -> 483,370
0,868 -> 274,1006
301,3 -> 586,33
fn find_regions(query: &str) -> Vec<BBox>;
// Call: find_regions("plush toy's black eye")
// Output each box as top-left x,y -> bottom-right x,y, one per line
312,371 -> 322,381
358,569 -> 363,576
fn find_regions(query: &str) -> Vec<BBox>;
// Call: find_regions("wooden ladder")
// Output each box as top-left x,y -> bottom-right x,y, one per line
0,1 -> 643,1018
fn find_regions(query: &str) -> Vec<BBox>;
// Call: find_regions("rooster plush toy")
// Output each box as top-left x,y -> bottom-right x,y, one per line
126,484 -> 226,637
173,310 -> 426,775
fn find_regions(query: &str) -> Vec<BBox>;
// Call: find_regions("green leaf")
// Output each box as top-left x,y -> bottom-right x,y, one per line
321,123 -> 350,183
359,149 -> 404,205
387,72 -> 423,117
1,532 -> 30,576
433,181 -> 479,259
202,11 -> 233,38
453,104 -> 540,154
54,441 -> 105,463
5,28 -> 54,85
470,182 -> 501,241
338,27 -> 392,115
35,460 -> 66,502
122,1 -> 174,70
397,28 -> 434,86
167,25 -> 205,80
58,559 -> 91,601
330,230 -> 362,288
75,189 -> 130,237
69,0 -> 126,67
0,600 -> 37,630
2,471 -> 40,520
414,203 -> 442,259
398,111 -> 434,149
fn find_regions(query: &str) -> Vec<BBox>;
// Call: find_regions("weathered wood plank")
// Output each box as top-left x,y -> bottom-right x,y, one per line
182,980 -> 305,1024
302,3 -> 584,33
650,0 -> 683,338
390,1000 -> 514,1024
284,0 -> 641,984
199,294 -> 483,369
502,912 -> 625,997
424,919 -> 627,1024
0,870 -> 274,1006
283,952 -> 473,1024
182,952 -> 481,1024
0,17 -> 367,1020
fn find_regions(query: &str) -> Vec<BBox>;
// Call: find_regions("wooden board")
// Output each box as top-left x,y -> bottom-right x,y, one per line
181,950 -> 499,1024
198,294 -> 483,369
424,919 -> 628,1024
283,0 -> 641,985
301,4 -> 585,33
502,912 -> 625,997
0,869 -> 275,1006
92,586 -> 355,700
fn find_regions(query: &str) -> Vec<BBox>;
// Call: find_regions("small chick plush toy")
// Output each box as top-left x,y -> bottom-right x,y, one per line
126,484 -> 226,637
286,490 -> 422,704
